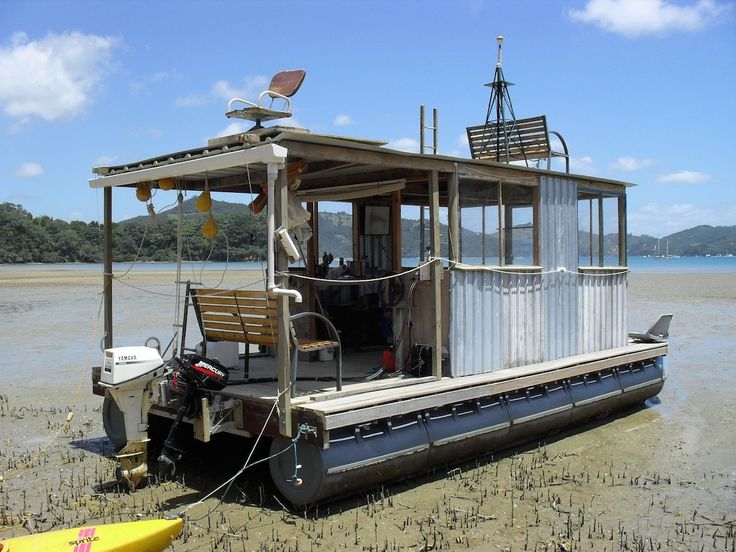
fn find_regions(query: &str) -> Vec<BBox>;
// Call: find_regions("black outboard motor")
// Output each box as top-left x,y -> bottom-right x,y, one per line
157,354 -> 228,479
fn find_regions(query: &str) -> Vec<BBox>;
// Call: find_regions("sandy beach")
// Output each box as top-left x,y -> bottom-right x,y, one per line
0,268 -> 734,551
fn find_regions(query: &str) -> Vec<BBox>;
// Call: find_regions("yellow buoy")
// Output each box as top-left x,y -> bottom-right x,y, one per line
195,190 -> 212,212
202,212 -> 218,239
158,177 -> 175,191
136,182 -> 151,202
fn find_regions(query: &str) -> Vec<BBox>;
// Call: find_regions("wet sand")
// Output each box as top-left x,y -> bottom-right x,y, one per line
0,269 -> 734,551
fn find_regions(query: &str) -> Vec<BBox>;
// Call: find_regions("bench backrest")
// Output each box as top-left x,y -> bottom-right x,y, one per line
467,115 -> 550,162
190,288 -> 279,347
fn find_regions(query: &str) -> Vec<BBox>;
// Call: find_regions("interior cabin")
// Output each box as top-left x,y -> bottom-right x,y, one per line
92,125 -> 636,411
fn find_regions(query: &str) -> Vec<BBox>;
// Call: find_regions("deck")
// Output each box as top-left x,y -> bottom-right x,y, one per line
202,341 -> 667,444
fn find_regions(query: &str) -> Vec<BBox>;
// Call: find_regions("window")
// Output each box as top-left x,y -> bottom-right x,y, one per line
577,189 -> 626,267
458,181 -> 537,266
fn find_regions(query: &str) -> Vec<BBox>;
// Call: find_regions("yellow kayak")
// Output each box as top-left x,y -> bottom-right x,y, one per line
0,517 -> 183,552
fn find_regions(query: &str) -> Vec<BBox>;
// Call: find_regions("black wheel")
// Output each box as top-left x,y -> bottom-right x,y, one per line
102,395 -> 127,450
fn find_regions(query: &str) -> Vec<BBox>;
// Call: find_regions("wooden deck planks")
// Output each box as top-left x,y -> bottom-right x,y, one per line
211,342 -> 666,436
296,343 -> 667,429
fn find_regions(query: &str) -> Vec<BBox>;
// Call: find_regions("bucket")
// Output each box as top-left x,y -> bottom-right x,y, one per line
318,348 -> 334,362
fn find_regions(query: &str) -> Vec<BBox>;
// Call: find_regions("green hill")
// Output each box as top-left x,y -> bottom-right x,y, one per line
0,201 -> 734,263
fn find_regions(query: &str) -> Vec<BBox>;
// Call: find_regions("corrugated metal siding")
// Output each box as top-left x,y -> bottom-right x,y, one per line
450,270 -> 502,375
449,270 -> 542,375
448,175 -> 629,376
578,272 -> 628,353
540,176 -> 578,271
541,271 -> 579,360
502,272 -> 543,368
540,176 -> 579,361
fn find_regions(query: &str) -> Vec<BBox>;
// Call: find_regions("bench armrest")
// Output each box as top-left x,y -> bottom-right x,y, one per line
289,312 -> 341,344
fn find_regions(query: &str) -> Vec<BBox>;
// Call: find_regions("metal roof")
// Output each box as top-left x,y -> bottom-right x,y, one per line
88,128 -> 635,192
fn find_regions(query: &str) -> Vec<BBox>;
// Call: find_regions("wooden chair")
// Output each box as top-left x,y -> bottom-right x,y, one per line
225,69 -> 306,128
185,286 -> 341,396
466,115 -> 570,172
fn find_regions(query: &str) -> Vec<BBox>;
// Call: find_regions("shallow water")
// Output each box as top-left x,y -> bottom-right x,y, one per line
0,269 -> 734,550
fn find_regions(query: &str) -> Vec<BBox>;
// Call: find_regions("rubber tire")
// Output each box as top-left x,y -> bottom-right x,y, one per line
102,395 -> 128,450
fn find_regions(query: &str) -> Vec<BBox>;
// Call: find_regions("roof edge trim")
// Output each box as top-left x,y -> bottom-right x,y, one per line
88,143 -> 288,189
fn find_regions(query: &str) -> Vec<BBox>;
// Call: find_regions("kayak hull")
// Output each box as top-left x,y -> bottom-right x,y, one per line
0,518 -> 183,552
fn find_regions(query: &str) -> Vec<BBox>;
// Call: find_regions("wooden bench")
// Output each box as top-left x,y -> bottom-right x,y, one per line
186,286 -> 341,396
466,115 -> 569,172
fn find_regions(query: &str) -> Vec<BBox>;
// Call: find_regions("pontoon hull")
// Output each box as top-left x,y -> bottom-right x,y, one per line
269,357 -> 665,505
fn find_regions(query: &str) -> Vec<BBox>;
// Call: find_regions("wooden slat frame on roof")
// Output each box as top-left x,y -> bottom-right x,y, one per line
467,115 -> 551,162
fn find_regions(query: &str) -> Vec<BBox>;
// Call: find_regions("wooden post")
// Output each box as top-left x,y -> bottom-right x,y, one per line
589,199 -> 594,266
481,206 -> 487,264
103,187 -> 113,349
391,190 -> 402,270
504,203 -> 514,264
597,194 -> 604,267
532,186 -> 540,266
352,201 -> 361,274
419,206 -> 425,262
307,202 -> 318,341
276,167 -> 292,437
498,183 -> 505,265
307,202 -> 318,276
448,169 -> 460,263
429,171 -> 443,379
618,194 -> 627,266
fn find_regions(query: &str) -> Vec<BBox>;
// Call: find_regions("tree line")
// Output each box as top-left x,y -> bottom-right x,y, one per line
0,202 -> 269,264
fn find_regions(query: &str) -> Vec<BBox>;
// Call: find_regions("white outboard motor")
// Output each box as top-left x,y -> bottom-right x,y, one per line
99,346 -> 166,490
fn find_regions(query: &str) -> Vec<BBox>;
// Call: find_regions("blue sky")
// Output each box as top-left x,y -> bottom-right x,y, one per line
1,0 -> 734,237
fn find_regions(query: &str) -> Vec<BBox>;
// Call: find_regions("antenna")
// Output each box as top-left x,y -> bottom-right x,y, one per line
496,35 -> 504,68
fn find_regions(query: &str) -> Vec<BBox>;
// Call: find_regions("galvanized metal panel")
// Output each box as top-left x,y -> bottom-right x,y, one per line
501,272 -> 543,368
540,176 -> 579,361
449,176 -> 628,375
579,272 -> 627,353
450,270 -> 502,376
539,176 -> 578,271
449,270 -> 542,376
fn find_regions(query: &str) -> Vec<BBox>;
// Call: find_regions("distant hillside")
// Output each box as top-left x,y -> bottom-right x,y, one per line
625,225 -> 736,257
0,200 -> 734,263
122,197 -> 250,225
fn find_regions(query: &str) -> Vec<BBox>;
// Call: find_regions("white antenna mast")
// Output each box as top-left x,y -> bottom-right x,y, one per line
496,35 -> 504,68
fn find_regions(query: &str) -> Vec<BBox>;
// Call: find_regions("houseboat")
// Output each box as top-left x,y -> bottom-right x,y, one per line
90,63 -> 668,506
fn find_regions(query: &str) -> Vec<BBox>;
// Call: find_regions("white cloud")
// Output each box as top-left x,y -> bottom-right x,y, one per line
212,76 -> 268,101
0,31 -> 118,122
15,162 -> 43,177
610,156 -> 656,171
130,69 -> 181,94
212,116 -> 305,141
569,0 -> 730,37
386,137 -> 420,153
175,94 -> 209,107
569,155 -> 595,171
287,117 -> 305,129
178,75 -> 269,108
658,170 -> 711,183
334,114 -> 353,126
214,121 -> 249,138
628,202 -> 736,235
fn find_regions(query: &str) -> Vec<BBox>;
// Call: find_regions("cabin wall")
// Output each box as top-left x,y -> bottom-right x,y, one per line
578,272 -> 628,353
540,176 -> 580,361
449,270 -> 542,375
447,175 -> 627,376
